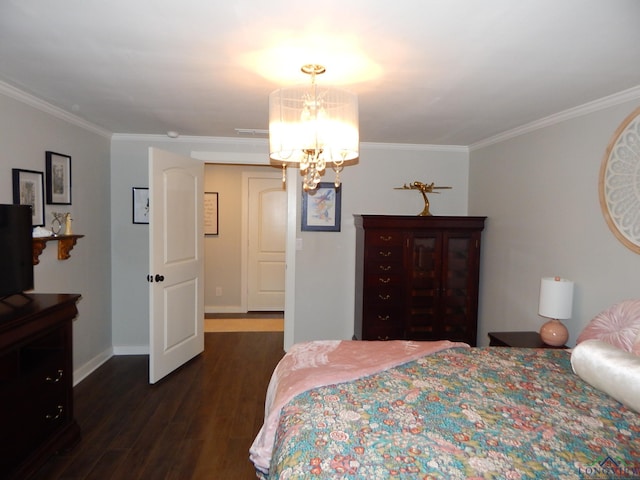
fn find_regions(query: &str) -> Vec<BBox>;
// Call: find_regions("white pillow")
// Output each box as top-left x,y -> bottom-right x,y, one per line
571,339 -> 640,413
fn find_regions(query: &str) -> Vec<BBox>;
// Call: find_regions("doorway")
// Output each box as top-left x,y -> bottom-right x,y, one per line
203,164 -> 286,331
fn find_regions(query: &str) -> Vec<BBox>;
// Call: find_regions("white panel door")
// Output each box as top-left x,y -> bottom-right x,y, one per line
149,148 -> 204,384
247,176 -> 286,311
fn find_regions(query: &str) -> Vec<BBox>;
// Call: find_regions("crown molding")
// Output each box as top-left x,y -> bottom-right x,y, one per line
362,141 -> 468,153
111,133 -> 268,146
6,78 -> 638,152
470,85 -> 640,151
0,80 -> 112,139
112,134 -> 468,154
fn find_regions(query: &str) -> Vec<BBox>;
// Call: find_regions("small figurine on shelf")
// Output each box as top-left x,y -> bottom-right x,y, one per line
51,212 -> 66,236
64,213 -> 73,235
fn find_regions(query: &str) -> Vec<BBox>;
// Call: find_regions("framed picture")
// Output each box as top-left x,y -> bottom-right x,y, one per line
301,182 -> 342,232
12,168 -> 45,226
132,187 -> 149,224
204,192 -> 219,235
45,151 -> 72,205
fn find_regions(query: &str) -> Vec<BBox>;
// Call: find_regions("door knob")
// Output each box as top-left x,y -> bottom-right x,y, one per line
155,274 -> 165,282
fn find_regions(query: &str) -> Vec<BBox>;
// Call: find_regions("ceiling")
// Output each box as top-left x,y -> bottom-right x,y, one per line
1,0 -> 639,146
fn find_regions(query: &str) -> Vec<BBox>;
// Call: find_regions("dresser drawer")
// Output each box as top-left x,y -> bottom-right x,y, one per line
361,305 -> 404,341
365,260 -> 404,276
365,230 -> 404,246
364,273 -> 403,288
364,286 -> 404,305
1,364 -> 69,471
362,322 -> 404,341
362,307 -> 402,327
365,245 -> 403,264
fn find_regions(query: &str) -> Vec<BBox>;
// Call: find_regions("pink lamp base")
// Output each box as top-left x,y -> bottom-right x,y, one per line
540,319 -> 568,346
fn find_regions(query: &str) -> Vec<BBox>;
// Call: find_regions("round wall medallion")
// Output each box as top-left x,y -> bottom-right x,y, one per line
599,106 -> 640,254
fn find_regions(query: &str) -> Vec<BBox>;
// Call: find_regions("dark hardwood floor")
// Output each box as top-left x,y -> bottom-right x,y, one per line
31,332 -> 285,480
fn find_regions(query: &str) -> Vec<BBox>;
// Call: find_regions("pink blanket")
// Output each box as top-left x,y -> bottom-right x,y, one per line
249,339 -> 469,474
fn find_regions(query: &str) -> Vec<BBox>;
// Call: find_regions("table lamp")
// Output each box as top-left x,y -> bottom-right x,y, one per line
538,276 -> 574,346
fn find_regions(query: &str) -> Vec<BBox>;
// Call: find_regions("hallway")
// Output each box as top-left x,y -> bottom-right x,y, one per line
204,312 -> 284,332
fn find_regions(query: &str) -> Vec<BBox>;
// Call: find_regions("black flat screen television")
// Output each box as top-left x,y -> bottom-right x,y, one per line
0,204 -> 34,299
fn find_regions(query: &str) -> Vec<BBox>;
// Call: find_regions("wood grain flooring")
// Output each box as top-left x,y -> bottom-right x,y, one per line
31,332 -> 285,480
204,312 -> 284,333
204,319 -> 283,333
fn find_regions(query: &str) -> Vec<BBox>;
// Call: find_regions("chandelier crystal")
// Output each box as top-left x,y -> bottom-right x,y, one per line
269,64 -> 359,190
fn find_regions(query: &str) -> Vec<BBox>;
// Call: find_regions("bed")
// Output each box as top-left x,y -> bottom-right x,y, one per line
250,301 -> 640,479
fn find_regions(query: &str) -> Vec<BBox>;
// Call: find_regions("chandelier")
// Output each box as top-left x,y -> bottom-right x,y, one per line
269,64 -> 359,191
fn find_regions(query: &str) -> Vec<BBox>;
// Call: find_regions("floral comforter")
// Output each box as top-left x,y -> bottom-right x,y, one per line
260,348 -> 640,479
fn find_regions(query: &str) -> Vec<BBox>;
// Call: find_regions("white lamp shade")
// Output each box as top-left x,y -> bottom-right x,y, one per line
538,277 -> 574,319
269,83 -> 359,164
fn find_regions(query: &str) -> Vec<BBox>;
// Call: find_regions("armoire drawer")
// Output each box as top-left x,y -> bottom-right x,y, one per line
364,286 -> 404,305
365,230 -> 404,246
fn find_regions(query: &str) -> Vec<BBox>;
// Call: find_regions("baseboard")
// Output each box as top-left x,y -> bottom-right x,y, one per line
73,346 -> 113,386
112,345 -> 149,355
205,305 -> 246,314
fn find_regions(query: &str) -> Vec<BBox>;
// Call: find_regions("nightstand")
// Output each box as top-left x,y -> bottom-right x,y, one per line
488,331 -> 568,349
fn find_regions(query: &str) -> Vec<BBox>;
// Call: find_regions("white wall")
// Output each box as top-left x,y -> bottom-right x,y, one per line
0,87 -> 112,382
469,98 -> 640,346
110,136 -> 470,349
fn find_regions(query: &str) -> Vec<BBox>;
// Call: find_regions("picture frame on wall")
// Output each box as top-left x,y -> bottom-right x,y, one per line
301,182 -> 342,232
45,151 -> 72,205
132,187 -> 149,224
12,168 -> 45,226
204,192 -> 219,235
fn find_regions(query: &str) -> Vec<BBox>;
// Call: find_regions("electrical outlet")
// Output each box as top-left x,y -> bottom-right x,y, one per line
215,287 -> 222,296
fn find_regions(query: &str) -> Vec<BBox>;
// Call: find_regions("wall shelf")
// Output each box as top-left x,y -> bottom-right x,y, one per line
33,235 -> 84,265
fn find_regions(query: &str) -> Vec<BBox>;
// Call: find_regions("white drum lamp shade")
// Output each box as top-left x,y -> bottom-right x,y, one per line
269,64 -> 359,191
538,276 -> 574,346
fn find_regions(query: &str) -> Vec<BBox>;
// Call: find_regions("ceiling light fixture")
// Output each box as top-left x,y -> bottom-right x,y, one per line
269,64 -> 359,191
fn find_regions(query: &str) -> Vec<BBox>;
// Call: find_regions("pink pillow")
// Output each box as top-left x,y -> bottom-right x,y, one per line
576,300 -> 640,354
633,332 -> 640,356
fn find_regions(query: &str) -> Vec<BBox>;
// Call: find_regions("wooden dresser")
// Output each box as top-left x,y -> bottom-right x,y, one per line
0,293 -> 81,479
354,215 -> 485,345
